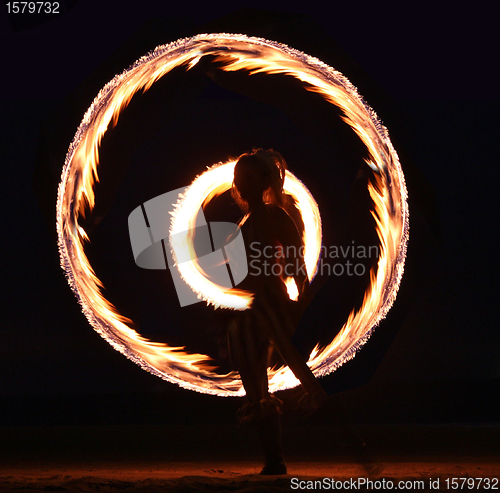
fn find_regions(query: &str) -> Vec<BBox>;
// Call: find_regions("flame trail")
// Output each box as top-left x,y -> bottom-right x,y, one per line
169,161 -> 322,310
57,34 -> 409,396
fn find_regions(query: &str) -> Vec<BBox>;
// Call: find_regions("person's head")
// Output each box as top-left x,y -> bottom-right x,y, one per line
232,149 -> 287,212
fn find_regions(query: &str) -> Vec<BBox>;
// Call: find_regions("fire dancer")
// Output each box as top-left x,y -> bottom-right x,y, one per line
228,148 -> 327,475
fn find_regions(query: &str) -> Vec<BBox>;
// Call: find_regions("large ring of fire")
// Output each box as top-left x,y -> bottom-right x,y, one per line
57,34 -> 409,396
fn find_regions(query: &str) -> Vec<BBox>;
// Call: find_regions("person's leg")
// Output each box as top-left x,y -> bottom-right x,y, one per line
248,310 -> 287,474
227,312 -> 287,474
228,312 -> 269,418
257,298 -> 328,405
257,393 -> 287,475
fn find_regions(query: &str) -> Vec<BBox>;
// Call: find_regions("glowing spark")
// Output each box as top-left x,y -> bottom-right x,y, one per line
57,34 -> 409,396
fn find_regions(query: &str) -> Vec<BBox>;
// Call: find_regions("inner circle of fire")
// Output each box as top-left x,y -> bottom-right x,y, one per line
170,161 -> 322,310
57,34 -> 409,396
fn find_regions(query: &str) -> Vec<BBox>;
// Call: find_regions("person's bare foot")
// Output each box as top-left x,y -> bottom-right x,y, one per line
260,455 -> 287,475
296,388 -> 329,413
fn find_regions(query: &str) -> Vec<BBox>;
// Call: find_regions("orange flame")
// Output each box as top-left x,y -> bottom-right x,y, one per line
57,34 -> 408,396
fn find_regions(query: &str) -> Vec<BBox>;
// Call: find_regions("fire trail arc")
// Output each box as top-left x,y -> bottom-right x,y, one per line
57,34 -> 409,397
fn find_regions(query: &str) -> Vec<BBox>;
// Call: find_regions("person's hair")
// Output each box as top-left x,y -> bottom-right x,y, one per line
232,148 -> 287,212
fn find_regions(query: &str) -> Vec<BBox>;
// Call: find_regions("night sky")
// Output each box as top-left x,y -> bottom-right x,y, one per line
1,5 -> 498,426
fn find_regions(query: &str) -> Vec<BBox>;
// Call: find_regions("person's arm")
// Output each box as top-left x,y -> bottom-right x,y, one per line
274,207 -> 309,299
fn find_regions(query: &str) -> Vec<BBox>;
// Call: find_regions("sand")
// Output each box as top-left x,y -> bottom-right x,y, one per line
1,423 -> 498,491
1,460 -> 498,492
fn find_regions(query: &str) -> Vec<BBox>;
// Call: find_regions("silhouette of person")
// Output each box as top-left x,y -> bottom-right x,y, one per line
227,149 -> 327,475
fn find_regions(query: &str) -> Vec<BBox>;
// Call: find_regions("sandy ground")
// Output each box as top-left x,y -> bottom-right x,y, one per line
1,460 -> 499,492
1,424 -> 498,491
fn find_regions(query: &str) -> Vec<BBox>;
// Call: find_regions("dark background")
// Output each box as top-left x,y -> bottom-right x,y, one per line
1,3 -> 498,432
